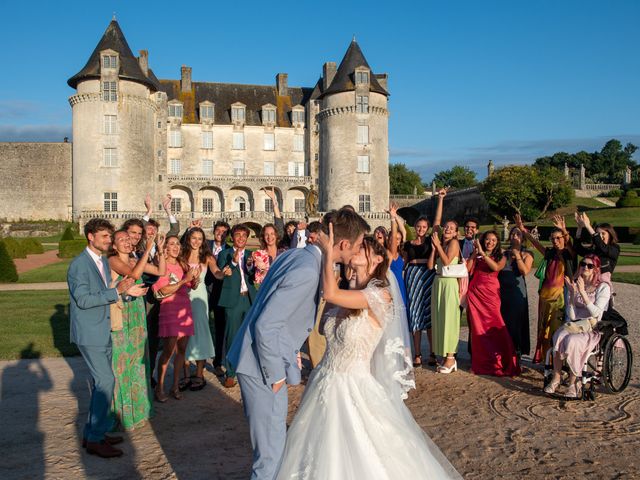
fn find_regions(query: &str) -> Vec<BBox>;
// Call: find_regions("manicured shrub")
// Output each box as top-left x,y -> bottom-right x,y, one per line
616,190 -> 640,208
60,225 -> 76,241
58,240 -> 87,258
634,235 -> 640,246
19,238 -> 44,255
0,240 -> 18,283
2,237 -> 26,259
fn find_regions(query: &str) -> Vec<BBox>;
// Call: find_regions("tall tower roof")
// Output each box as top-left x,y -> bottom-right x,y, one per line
67,19 -> 159,91
320,39 -> 388,98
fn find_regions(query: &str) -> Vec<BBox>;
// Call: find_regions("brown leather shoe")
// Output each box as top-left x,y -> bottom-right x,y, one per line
85,441 -> 123,458
82,435 -> 124,448
224,376 -> 236,388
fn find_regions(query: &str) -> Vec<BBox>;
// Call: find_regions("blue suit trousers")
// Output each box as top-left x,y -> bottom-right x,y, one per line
77,344 -> 115,442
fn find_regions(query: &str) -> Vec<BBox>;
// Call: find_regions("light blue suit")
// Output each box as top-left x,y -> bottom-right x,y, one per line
227,244 -> 321,480
67,248 -> 120,443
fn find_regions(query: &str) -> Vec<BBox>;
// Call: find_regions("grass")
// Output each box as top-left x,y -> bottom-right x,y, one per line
0,290 -> 78,360
17,259 -> 71,283
612,272 -> 640,286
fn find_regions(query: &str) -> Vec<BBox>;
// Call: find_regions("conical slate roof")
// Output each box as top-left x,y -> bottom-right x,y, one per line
320,39 -> 388,98
67,20 -> 159,91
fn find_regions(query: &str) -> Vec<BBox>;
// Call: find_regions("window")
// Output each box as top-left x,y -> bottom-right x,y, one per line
288,161 -> 304,177
231,106 -> 246,122
233,161 -> 245,176
359,194 -> 371,212
200,104 -> 214,120
103,192 -> 118,212
202,159 -> 213,175
103,148 -> 117,167
355,70 -> 369,84
102,55 -> 117,69
264,198 -> 274,213
202,198 -> 214,213
292,109 -> 305,124
263,108 -> 276,124
357,155 -> 370,173
263,133 -> 275,150
102,81 -> 117,101
202,131 -> 213,149
357,125 -> 369,144
294,198 -> 305,213
293,134 -> 304,152
170,198 -> 182,213
169,129 -> 182,147
168,104 -> 183,118
103,115 -> 117,134
263,161 -> 275,176
356,95 -> 369,114
232,132 -> 245,150
170,159 -> 181,174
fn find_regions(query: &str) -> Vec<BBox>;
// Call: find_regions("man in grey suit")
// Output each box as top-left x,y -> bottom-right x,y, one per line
67,218 -> 146,458
227,208 -> 370,480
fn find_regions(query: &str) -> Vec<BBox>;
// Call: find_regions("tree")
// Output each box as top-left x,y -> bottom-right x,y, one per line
431,165 -> 477,189
481,165 -> 573,221
389,163 -> 424,195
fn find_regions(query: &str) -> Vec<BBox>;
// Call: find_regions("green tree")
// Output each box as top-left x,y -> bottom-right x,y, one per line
389,163 -> 424,195
0,240 -> 18,283
431,165 -> 477,189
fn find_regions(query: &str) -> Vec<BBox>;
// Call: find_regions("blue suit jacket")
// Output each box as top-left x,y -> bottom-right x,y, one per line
227,245 -> 321,386
67,249 -> 119,347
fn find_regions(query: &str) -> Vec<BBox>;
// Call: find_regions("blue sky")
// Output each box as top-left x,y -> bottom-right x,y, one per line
1,0 -> 638,182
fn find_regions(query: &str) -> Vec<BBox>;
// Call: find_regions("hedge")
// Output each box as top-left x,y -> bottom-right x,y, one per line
2,237 -> 26,259
60,225 -> 76,241
0,240 -> 18,283
58,240 -> 87,258
20,238 -> 44,255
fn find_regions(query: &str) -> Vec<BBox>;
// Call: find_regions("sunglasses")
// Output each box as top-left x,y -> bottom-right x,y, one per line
579,261 -> 595,270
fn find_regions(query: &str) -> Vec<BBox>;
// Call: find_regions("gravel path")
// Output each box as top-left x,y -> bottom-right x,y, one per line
13,250 -> 62,274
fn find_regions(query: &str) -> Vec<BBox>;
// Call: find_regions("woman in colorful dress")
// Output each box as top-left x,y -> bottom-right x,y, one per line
251,223 -> 285,287
428,220 -> 461,373
180,227 -> 218,391
516,214 -> 576,364
403,189 -> 444,367
465,230 -> 520,376
152,235 -> 199,401
499,226 -> 534,365
107,229 -> 165,430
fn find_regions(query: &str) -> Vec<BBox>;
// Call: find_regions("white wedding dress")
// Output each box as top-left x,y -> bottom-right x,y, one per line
276,280 -> 462,480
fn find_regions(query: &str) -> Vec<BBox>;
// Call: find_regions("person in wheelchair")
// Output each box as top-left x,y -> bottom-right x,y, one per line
544,254 -> 611,398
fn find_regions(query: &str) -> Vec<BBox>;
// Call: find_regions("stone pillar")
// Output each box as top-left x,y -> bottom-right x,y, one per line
564,162 -> 569,178
487,160 -> 494,177
579,164 -> 586,190
624,166 -> 632,185
431,181 -> 436,195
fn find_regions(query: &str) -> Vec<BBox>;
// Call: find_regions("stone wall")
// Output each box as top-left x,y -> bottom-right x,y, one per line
0,142 -> 72,221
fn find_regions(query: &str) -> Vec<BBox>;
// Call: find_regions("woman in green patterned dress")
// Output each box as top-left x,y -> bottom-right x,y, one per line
108,229 -> 166,430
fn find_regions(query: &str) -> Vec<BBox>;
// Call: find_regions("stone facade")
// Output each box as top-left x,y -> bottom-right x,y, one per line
0,142 -> 72,221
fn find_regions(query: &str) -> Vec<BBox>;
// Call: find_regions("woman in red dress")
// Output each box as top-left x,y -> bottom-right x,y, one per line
466,230 -> 520,376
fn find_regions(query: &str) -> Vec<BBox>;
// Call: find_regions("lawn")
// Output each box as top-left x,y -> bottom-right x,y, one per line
0,290 -> 77,360
17,259 -> 71,283
612,272 -> 640,286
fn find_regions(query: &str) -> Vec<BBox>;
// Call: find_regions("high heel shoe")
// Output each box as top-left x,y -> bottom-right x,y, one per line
565,380 -> 582,399
544,377 -> 561,394
437,359 -> 457,374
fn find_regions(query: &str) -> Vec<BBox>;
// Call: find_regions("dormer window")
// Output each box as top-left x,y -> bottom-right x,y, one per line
231,104 -> 246,123
356,95 -> 369,114
291,107 -> 305,125
168,102 -> 183,118
102,54 -> 118,70
262,105 -> 276,125
200,102 -> 214,122
355,70 -> 369,85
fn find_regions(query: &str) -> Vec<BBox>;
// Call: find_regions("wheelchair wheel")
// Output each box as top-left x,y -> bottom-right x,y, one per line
603,334 -> 632,393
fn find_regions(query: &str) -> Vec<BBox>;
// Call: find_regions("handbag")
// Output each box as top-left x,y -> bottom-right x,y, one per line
561,317 -> 597,334
110,299 -> 124,331
440,262 -> 468,278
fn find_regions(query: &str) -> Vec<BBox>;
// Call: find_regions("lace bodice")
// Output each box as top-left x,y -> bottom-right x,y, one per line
319,282 -> 391,374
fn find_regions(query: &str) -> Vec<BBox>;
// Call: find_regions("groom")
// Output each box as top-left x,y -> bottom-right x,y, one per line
227,207 -> 369,480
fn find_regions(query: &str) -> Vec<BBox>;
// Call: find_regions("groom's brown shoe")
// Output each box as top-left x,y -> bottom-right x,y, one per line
85,441 -> 123,458
82,435 -> 123,448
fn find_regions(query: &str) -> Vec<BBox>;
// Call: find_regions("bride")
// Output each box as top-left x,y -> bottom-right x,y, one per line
275,226 -> 461,479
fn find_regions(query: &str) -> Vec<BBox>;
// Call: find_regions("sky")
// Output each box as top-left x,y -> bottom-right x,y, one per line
1,0 -> 638,182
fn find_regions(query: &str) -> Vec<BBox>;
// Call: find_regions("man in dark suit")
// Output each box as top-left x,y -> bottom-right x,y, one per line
217,223 -> 256,387
67,218 -> 146,458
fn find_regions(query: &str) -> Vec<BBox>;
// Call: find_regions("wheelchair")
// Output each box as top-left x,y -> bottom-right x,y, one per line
543,308 -> 633,401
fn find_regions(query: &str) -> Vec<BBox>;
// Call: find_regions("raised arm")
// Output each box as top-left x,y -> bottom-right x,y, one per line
162,194 -> 180,237
432,188 -> 446,229
109,234 -> 156,280
144,235 -> 166,276
515,213 -> 545,255
388,203 -> 400,257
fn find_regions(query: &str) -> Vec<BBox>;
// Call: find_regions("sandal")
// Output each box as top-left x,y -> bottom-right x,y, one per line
154,387 -> 168,403
412,354 -> 422,368
189,376 -> 207,391
427,353 -> 438,367
170,388 -> 183,400
178,377 -> 192,392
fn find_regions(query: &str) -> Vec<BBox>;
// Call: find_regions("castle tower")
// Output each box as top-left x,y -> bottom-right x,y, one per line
317,40 -> 389,213
68,19 -> 161,220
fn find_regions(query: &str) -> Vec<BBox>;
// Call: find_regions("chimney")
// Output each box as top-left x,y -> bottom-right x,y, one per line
323,62 -> 337,91
376,73 -> 388,91
181,65 -> 192,93
276,73 -> 288,96
138,50 -> 149,76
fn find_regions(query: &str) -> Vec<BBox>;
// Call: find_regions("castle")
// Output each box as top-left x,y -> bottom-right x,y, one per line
32,19 -> 386,231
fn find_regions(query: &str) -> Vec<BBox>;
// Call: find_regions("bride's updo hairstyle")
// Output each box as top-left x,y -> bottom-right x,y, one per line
362,235 -> 390,286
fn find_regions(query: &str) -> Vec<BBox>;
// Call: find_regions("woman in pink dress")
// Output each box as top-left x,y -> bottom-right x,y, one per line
152,235 -> 199,401
465,230 -> 520,377
251,223 -> 285,287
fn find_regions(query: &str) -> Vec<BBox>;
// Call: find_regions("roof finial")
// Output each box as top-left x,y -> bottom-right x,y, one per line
112,12 -> 117,21
352,34 -> 356,42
